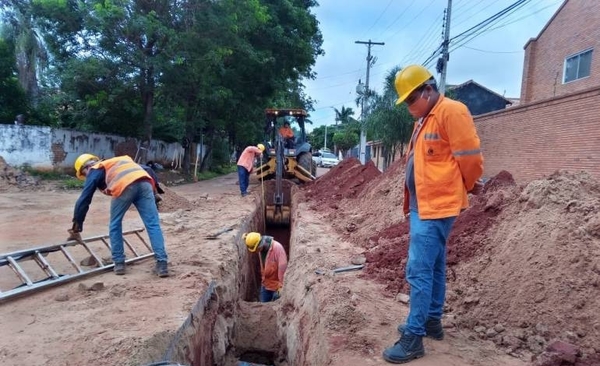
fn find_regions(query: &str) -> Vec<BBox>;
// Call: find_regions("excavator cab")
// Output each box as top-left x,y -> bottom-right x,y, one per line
256,109 -> 317,227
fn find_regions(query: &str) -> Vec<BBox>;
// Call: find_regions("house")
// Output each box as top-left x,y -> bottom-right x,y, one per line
521,0 -> 600,104
448,80 -> 513,116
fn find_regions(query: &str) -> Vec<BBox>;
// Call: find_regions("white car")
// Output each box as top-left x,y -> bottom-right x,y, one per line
319,152 -> 339,168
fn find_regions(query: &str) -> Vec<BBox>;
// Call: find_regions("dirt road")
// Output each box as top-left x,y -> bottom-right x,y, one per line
0,169 -> 525,366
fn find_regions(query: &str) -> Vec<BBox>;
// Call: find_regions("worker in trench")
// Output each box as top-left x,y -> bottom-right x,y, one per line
382,65 -> 484,364
236,143 -> 265,197
67,154 -> 170,277
243,232 -> 287,302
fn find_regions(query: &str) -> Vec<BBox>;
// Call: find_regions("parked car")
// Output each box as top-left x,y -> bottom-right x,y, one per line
319,152 -> 339,168
312,151 -> 322,166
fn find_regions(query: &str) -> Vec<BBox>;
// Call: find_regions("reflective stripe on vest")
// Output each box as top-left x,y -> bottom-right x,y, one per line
92,156 -> 150,197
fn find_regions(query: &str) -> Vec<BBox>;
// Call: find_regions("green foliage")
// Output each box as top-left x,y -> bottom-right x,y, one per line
365,66 -> 414,162
21,166 -> 67,180
60,177 -> 85,190
333,106 -> 354,125
2,0 -> 323,172
0,38 -> 28,122
196,163 -> 236,181
332,130 -> 359,152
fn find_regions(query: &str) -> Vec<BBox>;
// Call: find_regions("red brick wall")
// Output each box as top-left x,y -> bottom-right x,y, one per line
475,86 -> 600,183
521,0 -> 600,104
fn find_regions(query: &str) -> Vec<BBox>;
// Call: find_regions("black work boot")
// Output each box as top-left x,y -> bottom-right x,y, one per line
383,332 -> 425,364
155,261 -> 169,278
397,318 -> 444,340
114,262 -> 126,275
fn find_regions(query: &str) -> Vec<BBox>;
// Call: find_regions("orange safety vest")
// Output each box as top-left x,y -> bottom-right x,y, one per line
403,95 -> 484,219
279,126 -> 294,139
259,238 -> 288,291
90,156 -> 153,197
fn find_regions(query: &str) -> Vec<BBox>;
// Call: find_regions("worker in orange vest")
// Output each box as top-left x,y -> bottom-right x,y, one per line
68,154 -> 169,277
243,232 -> 287,302
383,65 -> 484,364
278,121 -> 295,148
236,144 -> 265,197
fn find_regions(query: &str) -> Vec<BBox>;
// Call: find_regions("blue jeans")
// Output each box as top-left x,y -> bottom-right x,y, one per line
405,209 -> 456,336
109,180 -> 168,263
237,165 -> 250,195
260,285 -> 280,303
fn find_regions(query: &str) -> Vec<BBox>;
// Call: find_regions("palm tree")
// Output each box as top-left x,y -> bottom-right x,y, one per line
333,105 -> 354,125
365,66 -> 414,168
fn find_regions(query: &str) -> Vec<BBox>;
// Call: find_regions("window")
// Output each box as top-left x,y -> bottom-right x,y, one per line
564,49 -> 593,83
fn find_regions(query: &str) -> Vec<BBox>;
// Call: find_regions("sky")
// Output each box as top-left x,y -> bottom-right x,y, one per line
303,0 -> 564,131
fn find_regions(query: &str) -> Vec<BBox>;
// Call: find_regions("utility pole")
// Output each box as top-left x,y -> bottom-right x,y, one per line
355,39 -> 384,165
438,0 -> 452,94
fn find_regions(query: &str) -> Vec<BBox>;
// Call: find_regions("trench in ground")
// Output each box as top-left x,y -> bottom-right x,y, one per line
155,183 -> 327,366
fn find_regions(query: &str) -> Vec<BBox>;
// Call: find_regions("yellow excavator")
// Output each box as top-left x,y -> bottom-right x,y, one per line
256,109 -> 317,226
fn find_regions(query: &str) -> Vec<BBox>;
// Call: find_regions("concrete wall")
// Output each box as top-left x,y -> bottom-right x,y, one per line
521,0 -> 600,104
475,85 -> 600,183
0,124 -> 186,171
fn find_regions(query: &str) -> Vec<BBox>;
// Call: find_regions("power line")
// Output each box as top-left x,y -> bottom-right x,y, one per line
461,45 -> 521,53
385,0 -> 438,42
360,0 -> 394,38
377,0 -> 416,39
450,0 -> 530,42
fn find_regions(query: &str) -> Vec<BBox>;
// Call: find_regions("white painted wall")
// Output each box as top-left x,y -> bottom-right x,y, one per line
0,125 -> 197,171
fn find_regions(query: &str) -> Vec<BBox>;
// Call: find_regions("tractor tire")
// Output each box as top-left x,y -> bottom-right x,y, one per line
298,152 -> 313,176
311,159 -> 317,177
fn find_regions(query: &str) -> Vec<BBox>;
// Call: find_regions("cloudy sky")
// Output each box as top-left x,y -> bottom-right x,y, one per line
303,0 -> 564,131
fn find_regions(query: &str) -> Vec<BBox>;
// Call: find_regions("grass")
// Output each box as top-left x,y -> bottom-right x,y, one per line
21,165 -> 68,180
60,178 -> 85,190
195,164 -> 237,181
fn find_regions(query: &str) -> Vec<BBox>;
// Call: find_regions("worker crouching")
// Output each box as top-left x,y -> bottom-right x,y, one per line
243,232 -> 287,302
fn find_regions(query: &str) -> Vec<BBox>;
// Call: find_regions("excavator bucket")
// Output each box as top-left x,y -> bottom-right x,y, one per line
262,180 -> 293,226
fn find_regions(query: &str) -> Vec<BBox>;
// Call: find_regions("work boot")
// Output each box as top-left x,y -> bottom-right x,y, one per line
397,318 -> 444,340
155,261 -> 169,278
383,332 -> 425,364
114,262 -> 126,275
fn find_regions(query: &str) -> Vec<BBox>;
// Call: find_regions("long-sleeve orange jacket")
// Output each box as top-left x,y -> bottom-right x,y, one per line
403,95 -> 484,219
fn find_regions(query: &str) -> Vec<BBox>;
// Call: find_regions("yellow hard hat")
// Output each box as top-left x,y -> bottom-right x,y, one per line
243,232 -> 262,252
394,65 -> 434,105
257,143 -> 265,152
74,153 -> 99,180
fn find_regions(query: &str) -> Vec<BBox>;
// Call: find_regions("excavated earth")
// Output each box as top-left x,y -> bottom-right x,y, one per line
2,155 -> 598,366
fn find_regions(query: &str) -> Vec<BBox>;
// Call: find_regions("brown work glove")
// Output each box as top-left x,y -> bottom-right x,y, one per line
67,222 -> 84,244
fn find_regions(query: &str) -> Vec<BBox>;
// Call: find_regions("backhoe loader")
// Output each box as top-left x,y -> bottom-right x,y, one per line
256,109 -> 317,226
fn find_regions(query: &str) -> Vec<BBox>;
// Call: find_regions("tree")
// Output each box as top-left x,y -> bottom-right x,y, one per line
365,66 -> 414,168
1,0 -> 49,105
332,130 -> 358,155
333,105 -> 354,125
0,37 -> 28,123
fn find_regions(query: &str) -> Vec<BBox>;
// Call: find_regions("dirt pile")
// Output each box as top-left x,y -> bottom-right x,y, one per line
306,163 -> 600,363
303,158 -> 405,245
0,155 -> 38,191
358,170 -> 517,294
448,170 -> 600,362
304,158 -> 381,206
158,185 -> 196,213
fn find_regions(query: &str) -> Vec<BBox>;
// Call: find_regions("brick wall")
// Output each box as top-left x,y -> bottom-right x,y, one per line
521,0 -> 600,103
476,86 -> 600,183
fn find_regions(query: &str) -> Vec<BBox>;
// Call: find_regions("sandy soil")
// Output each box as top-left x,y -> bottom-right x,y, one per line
1,160 -> 583,366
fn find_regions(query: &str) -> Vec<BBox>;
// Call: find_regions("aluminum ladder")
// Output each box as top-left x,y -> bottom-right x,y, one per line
0,228 -> 153,302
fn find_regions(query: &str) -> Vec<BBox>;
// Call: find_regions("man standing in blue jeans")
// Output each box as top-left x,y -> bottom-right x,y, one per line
383,65 -> 484,363
236,143 -> 265,197
68,154 -> 169,277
